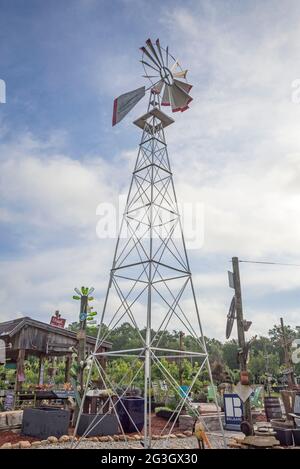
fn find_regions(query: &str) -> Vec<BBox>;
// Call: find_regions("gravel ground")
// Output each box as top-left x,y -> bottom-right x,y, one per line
36,431 -> 237,450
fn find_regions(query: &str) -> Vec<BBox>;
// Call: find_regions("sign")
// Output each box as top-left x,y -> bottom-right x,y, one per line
224,393 -> 243,430
234,382 -> 253,403
4,391 -> 14,411
50,316 -> 66,328
228,271 -> 235,289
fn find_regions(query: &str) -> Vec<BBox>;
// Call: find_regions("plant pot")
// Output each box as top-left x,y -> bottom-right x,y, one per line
275,428 -> 293,447
292,429 -> 300,446
116,396 -> 144,433
21,407 -> 70,439
156,409 -> 179,421
77,413 -> 119,436
151,401 -> 165,412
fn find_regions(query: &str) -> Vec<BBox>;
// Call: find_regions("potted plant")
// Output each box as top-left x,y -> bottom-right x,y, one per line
155,406 -> 180,421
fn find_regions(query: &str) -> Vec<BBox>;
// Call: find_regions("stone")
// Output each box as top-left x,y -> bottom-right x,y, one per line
98,436 -> 109,442
134,435 -> 142,440
19,441 -> 31,449
0,413 -> 8,429
128,436 -> 136,441
169,434 -> 177,439
6,410 -> 23,427
113,435 -> 120,441
175,433 -> 186,438
152,435 -> 160,440
107,436 -> 114,442
59,435 -> 70,443
40,440 -> 48,445
47,436 -> 58,444
118,435 -> 126,441
183,430 -> 193,437
89,437 -> 99,442
11,443 -> 20,449
30,441 -> 42,448
1,442 -> 12,449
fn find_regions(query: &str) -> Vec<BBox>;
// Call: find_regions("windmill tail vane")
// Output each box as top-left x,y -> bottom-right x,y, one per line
112,38 -> 193,126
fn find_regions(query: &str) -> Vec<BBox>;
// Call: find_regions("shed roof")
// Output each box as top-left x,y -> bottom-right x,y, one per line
0,316 -> 111,350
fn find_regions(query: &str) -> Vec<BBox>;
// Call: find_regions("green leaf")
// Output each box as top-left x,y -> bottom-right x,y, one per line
72,295 -> 81,300
81,286 -> 86,294
88,297 -> 94,301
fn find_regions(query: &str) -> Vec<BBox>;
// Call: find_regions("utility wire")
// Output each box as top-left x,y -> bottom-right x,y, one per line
238,260 -> 300,267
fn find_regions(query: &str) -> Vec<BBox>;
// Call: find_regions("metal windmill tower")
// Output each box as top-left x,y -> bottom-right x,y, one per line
74,39 -> 225,449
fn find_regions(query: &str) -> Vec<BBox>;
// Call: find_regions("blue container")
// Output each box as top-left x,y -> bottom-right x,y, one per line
116,396 -> 144,433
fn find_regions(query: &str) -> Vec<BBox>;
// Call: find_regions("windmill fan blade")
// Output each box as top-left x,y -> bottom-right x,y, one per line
155,38 -> 165,67
171,60 -> 179,72
161,84 -> 170,106
173,70 -> 188,79
173,79 -> 193,94
169,82 -> 193,112
142,74 -> 160,79
140,46 -> 161,69
166,46 -> 169,67
140,60 -> 160,73
146,38 -> 163,67
152,79 -> 164,94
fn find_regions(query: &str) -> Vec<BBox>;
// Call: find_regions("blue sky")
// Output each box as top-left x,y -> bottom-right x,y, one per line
1,0 -> 300,339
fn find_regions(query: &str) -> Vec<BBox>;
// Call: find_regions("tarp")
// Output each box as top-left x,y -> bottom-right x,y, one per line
112,86 -> 145,126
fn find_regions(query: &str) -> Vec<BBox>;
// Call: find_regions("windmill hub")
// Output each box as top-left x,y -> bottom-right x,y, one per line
160,66 -> 173,86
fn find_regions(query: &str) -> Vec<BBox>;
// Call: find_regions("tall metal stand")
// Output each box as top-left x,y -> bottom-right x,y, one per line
74,91 -> 226,448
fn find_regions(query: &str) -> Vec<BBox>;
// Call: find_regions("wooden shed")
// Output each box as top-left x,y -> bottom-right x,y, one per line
0,316 -> 111,391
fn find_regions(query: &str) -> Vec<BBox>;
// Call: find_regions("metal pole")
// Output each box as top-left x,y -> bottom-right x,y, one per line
232,256 -> 253,429
78,295 -> 87,396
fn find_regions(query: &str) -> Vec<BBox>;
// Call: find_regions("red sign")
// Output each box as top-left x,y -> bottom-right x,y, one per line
50,316 -> 66,328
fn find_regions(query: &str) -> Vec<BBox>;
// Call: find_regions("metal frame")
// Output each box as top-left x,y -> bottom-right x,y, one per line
74,91 -> 226,449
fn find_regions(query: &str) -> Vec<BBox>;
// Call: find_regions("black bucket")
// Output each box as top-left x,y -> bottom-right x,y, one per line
264,397 -> 282,421
292,429 -> 300,446
275,428 -> 293,447
116,396 -> 144,433
77,413 -> 119,437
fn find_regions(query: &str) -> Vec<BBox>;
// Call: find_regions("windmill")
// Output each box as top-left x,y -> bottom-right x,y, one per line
74,39 -> 225,449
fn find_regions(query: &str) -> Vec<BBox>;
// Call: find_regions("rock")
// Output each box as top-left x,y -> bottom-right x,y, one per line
58,435 -> 70,443
175,433 -> 186,438
107,436 -> 114,442
113,435 -> 120,441
152,435 -> 160,440
134,435 -> 142,440
118,435 -> 126,441
6,410 -> 23,427
30,441 -> 42,448
1,442 -> 12,449
183,430 -> 193,437
89,437 -> 99,442
0,413 -> 8,429
160,435 -> 169,439
169,434 -> 177,438
40,440 -> 48,445
47,436 -> 58,444
98,436 -> 109,442
11,443 -> 20,449
19,441 -> 31,449
128,436 -> 136,441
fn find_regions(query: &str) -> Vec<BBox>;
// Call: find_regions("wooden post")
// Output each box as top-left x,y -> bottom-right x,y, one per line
232,257 -> 253,429
65,355 -> 72,383
280,317 -> 295,389
38,355 -> 45,385
15,349 -> 25,392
